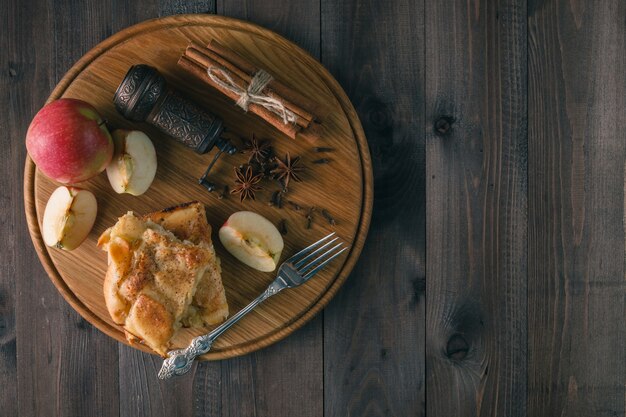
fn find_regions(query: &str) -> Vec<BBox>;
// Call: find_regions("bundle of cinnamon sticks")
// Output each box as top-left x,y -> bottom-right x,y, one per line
178,40 -> 323,142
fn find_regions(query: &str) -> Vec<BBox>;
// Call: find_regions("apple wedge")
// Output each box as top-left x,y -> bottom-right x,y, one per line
219,211 -> 284,272
106,130 -> 157,196
42,186 -> 98,251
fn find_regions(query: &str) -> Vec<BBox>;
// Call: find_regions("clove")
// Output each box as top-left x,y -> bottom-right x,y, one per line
218,185 -> 229,199
321,209 -> 336,226
268,190 -> 283,208
287,200 -> 303,211
305,206 -> 316,229
279,219 -> 288,235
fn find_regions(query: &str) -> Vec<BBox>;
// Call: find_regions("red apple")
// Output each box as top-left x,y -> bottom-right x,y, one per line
26,98 -> 114,184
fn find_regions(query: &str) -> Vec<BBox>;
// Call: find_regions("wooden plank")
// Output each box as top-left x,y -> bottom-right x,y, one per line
119,344 -> 196,417
45,1 -> 122,413
527,1 -> 626,416
425,0 -> 527,415
0,2 -> 18,417
219,0 -> 320,58
321,1 -> 426,416
10,0 -> 120,416
214,321 -> 323,417
199,2 -> 324,416
10,2 -> 61,414
113,5 -> 212,417
158,0 -> 213,16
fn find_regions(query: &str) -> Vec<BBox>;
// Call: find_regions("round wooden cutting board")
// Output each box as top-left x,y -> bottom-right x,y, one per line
24,14 -> 372,359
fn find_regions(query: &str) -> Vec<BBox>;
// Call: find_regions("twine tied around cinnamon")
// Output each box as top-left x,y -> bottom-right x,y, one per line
207,66 -> 297,125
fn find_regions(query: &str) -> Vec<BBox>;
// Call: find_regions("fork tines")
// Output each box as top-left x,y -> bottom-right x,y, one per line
287,233 -> 348,280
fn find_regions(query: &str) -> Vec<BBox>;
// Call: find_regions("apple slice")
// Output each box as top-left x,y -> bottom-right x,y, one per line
42,186 -> 98,251
106,130 -> 157,196
219,211 -> 284,272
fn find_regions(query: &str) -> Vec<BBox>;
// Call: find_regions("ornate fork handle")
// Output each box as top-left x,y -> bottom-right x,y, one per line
158,278 -> 286,379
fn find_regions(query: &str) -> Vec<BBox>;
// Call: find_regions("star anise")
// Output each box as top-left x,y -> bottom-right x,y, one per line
271,152 -> 304,192
244,134 -> 271,164
231,165 -> 263,202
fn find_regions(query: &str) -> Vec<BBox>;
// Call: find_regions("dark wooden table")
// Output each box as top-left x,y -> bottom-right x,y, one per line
2,1 -> 625,416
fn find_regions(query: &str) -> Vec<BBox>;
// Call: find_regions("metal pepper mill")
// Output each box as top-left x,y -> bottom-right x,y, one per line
113,64 -> 237,191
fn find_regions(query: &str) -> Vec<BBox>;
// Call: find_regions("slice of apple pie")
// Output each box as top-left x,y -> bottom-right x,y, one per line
97,202 -> 228,356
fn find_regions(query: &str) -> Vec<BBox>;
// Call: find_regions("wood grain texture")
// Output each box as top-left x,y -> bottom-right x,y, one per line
159,0 -> 214,17
5,1 -> 626,416
214,321 -> 323,417
12,0 -> 120,416
527,1 -> 626,416
219,0 -> 320,58
115,6 -> 215,417
119,344 -> 197,417
207,2 -> 324,416
425,0 -> 527,416
321,1 -> 426,416
0,2 -> 18,417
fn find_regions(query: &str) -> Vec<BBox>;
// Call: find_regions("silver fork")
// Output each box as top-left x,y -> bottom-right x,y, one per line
158,232 -> 347,379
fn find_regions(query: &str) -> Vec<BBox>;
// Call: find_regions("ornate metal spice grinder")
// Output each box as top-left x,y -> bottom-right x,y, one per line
113,64 -> 237,191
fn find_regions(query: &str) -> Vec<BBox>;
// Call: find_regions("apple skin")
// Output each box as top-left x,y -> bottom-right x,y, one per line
42,186 -> 98,251
219,211 -> 284,272
26,98 -> 113,184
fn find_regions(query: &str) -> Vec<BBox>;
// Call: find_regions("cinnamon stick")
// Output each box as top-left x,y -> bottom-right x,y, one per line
207,40 -> 324,120
178,55 -> 300,139
185,45 -> 313,129
188,42 -> 250,84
